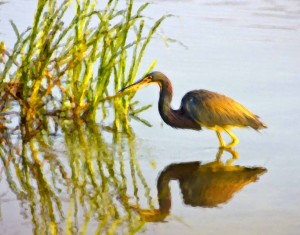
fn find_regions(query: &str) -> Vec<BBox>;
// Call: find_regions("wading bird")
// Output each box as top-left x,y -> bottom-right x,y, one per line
119,71 -> 266,148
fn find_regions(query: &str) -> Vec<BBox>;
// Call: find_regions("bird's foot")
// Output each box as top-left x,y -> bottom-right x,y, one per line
216,147 -> 239,165
224,139 -> 239,149
219,145 -> 234,150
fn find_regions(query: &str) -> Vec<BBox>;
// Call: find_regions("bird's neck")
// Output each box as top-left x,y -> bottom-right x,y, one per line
157,77 -> 201,130
158,79 -> 174,123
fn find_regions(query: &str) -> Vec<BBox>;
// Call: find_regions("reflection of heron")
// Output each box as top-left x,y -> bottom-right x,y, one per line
132,149 -> 267,221
120,71 -> 267,148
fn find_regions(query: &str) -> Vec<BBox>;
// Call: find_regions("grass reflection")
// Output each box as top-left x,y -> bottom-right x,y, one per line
0,112 -> 156,234
1,119 -> 64,234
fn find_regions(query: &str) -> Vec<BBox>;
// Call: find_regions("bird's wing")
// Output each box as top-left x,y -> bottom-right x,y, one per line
181,89 -> 264,129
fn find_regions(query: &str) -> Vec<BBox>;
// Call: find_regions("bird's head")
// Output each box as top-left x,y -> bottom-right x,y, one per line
119,71 -> 166,93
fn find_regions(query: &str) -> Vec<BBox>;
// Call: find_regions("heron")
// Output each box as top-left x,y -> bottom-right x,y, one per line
119,71 -> 266,148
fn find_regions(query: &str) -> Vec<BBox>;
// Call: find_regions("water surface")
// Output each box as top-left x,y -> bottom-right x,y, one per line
1,0 -> 300,234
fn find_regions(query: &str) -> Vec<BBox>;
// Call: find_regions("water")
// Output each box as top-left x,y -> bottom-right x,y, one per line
1,0 -> 300,234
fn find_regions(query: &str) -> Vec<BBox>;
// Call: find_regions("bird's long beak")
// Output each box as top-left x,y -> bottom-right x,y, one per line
118,76 -> 152,94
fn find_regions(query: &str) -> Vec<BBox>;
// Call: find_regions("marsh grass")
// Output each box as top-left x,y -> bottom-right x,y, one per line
0,0 -> 169,128
0,0 -> 169,234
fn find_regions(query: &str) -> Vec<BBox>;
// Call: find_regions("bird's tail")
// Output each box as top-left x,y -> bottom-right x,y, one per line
253,115 -> 267,130
257,122 -> 267,129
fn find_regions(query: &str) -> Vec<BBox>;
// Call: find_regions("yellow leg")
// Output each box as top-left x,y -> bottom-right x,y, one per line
216,131 -> 226,148
224,129 -> 239,148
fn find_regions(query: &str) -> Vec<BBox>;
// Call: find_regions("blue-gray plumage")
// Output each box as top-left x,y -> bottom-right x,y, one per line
119,71 -> 267,148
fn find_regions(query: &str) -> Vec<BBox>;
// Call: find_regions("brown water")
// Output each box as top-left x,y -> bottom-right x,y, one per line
1,0 -> 300,234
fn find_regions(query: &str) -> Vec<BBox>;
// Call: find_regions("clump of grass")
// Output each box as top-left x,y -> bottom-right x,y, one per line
0,0 -> 169,131
0,1 -> 170,233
